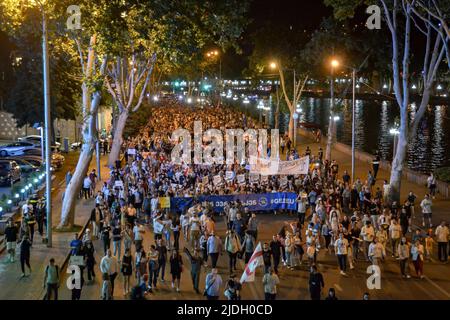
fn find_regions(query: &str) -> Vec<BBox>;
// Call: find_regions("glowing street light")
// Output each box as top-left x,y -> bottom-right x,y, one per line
389,128 -> 400,135
153,95 -> 159,102
330,59 -> 340,68
187,97 -> 192,104
269,62 -> 277,70
333,115 -> 340,122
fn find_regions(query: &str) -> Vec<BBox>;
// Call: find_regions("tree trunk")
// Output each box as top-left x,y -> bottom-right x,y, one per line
108,110 -> 129,167
325,116 -> 334,161
58,113 -> 97,229
288,112 -> 294,141
388,127 -> 407,204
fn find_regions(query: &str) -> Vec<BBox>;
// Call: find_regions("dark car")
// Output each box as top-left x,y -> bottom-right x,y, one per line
0,160 -> 21,186
4,158 -> 39,174
20,156 -> 43,167
22,148 -> 43,156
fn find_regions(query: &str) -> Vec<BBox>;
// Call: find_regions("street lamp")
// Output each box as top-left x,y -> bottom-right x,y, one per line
329,58 -> 357,182
29,0 -> 52,246
206,50 -> 222,105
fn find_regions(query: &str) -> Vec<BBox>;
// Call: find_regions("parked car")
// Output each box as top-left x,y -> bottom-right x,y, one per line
4,157 -> 39,174
22,148 -> 43,156
0,160 -> 21,186
18,135 -> 61,150
51,152 -> 65,168
0,141 -> 36,157
71,141 -> 82,150
20,156 -> 44,167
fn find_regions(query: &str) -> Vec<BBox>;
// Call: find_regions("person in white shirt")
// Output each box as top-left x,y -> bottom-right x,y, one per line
180,212 -> 190,241
82,176 -> 92,199
189,214 -> 201,249
368,238 -> 385,266
435,221 -> 449,262
334,233 -> 348,275
389,219 -> 402,258
360,221 -> 375,261
420,194 -> 433,228
100,249 -> 118,299
262,267 -> 280,300
397,237 -> 411,278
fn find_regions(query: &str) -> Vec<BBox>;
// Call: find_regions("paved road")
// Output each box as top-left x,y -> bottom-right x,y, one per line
57,210 -> 450,301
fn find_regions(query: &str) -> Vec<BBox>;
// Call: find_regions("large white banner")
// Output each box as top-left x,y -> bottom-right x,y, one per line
249,156 -> 309,176
249,156 -> 278,175
277,156 -> 310,175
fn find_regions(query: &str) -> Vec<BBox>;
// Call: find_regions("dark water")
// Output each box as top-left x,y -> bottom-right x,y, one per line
233,97 -> 450,173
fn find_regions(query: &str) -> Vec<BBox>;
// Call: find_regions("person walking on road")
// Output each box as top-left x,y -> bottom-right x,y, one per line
262,267 -> 280,300
427,173 -> 437,199
43,258 -> 59,300
19,234 -> 32,278
435,221 -> 449,263
4,220 -> 18,263
204,268 -> 222,300
121,248 -> 133,296
225,229 -> 241,273
207,232 -> 222,268
100,249 -> 119,299
184,248 -> 202,294
170,250 -> 183,292
397,237 -> 411,278
411,240 -> 425,279
420,194 -> 433,228
309,265 -> 324,300
334,233 -> 348,275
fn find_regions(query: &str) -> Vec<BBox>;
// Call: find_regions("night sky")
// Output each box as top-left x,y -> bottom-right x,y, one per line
222,0 -> 334,77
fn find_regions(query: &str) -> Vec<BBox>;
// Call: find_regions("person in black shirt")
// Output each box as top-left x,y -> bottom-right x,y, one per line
20,235 -> 32,277
262,242 -> 272,274
269,236 -> 282,274
372,155 -> 380,179
309,265 -> 324,300
184,248 -> 202,293
101,224 -> 111,255
156,238 -> 168,282
342,171 -> 350,184
4,220 -> 18,263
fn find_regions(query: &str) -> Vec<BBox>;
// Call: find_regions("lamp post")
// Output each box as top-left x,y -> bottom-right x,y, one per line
35,0 -> 52,247
206,50 -> 221,105
293,112 -> 299,147
330,58 -> 357,182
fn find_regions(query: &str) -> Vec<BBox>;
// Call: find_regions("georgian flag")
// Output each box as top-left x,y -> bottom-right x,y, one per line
240,242 -> 264,284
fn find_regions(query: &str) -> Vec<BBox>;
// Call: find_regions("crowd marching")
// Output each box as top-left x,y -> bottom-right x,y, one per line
3,98 -> 449,300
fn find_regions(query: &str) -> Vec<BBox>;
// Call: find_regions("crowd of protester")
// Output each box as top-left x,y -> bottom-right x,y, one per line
4,98 -> 449,300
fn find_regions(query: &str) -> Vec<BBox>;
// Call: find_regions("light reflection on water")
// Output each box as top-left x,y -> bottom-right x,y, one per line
245,97 -> 449,173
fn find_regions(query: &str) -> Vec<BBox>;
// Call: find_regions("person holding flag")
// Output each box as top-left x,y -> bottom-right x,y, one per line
240,242 -> 264,284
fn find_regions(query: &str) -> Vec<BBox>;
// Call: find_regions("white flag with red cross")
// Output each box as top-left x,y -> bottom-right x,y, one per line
240,242 -> 264,284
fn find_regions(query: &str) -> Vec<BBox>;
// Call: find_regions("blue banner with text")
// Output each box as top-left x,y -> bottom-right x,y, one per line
170,192 -> 297,213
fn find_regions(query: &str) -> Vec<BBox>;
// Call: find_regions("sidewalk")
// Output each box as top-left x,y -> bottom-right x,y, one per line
0,154 -> 110,300
294,133 -> 450,226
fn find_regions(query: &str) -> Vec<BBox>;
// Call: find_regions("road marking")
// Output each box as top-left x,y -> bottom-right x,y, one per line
334,283 -> 343,292
423,275 -> 450,299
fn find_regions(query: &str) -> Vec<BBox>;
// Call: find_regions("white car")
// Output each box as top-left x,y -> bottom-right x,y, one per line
0,141 -> 36,157
18,135 -> 61,149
